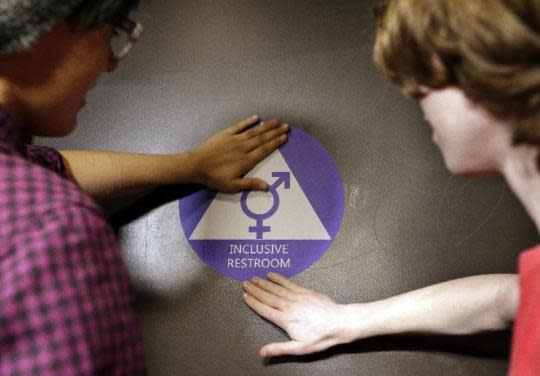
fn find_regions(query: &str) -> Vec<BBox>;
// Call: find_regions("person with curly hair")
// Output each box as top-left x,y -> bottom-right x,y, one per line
243,1 -> 540,374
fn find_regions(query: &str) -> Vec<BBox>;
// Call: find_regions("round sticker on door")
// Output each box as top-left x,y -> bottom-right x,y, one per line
179,126 -> 344,281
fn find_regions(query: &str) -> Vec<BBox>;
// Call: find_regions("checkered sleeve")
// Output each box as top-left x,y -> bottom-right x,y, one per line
0,204 -> 145,375
25,145 -> 67,178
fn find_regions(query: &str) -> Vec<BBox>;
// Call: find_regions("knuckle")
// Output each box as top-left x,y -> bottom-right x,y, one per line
255,134 -> 266,145
233,140 -> 247,152
239,142 -> 251,153
263,142 -> 275,152
264,120 -> 278,129
268,311 -> 279,323
238,131 -> 251,141
281,301 -> 292,311
271,128 -> 283,137
268,131 -> 283,142
238,127 -> 251,137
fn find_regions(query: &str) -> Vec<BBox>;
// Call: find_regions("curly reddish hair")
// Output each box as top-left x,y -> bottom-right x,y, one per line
373,0 -> 540,145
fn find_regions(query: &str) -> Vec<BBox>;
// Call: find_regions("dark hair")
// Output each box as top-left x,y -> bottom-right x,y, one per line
69,0 -> 140,30
0,0 -> 140,55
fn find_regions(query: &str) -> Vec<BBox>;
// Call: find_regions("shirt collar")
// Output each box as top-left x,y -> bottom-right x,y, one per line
0,106 -> 27,156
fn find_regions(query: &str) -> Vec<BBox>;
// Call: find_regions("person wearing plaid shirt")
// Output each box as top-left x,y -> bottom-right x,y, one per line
0,0 -> 289,374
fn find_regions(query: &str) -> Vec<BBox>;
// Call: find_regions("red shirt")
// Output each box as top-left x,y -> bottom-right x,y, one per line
510,245 -> 540,375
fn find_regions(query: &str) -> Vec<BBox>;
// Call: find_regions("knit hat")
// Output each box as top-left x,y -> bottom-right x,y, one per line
0,0 -> 139,55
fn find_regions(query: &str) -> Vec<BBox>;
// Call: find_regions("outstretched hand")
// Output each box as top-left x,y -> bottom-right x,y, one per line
189,115 -> 289,193
243,272 -> 354,358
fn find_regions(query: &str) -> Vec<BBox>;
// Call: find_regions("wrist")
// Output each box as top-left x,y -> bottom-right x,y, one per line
172,151 -> 204,185
337,302 -> 389,343
333,303 -> 369,344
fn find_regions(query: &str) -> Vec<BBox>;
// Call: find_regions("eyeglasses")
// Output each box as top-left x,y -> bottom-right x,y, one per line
110,16 -> 143,61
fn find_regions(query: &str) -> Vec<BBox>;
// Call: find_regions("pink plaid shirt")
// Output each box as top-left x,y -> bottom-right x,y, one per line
0,107 -> 145,375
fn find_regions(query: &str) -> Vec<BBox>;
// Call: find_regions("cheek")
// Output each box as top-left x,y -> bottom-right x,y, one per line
420,98 -> 437,129
434,122 -> 492,174
421,96 -> 466,146
418,88 -> 503,175
420,103 -> 446,143
74,29 -> 111,79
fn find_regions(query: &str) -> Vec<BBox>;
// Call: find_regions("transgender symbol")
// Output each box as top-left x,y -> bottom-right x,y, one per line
240,171 -> 290,240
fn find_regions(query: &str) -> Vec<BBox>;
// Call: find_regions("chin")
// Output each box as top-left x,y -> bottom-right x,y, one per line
26,108 -> 79,137
445,160 -> 499,178
36,120 -> 77,137
457,170 -> 500,179
59,121 -> 77,136
53,113 -> 78,136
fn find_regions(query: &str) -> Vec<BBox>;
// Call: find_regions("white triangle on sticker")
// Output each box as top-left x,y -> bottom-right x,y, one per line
189,150 -> 331,240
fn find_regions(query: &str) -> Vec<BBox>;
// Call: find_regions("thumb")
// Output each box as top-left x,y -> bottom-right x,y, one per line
260,341 -> 308,358
234,178 -> 269,192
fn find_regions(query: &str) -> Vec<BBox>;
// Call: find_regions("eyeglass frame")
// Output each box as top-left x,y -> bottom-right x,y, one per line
110,16 -> 143,61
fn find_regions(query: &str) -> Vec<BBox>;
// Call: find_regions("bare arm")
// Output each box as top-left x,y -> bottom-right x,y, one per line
60,150 -> 197,200
243,273 -> 519,357
60,116 -> 289,202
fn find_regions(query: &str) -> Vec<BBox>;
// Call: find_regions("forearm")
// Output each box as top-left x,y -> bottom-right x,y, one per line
340,274 -> 519,342
60,150 -> 197,200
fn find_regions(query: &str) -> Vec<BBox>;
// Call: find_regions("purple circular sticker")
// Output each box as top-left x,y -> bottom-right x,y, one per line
179,126 -> 344,281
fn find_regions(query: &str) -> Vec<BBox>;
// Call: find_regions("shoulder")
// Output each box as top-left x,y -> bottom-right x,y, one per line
0,154 -> 144,374
0,151 -> 108,244
519,244 -> 540,278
